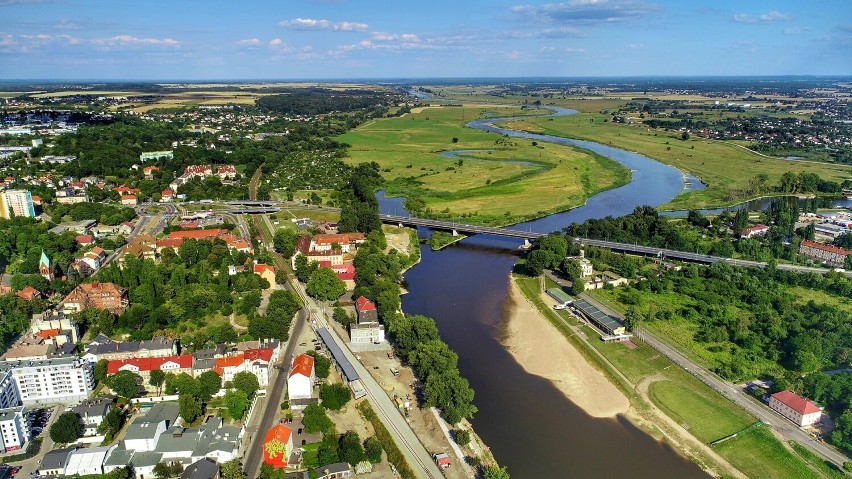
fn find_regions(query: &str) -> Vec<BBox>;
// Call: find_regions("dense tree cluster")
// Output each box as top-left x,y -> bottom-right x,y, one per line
255,88 -> 403,116
353,233 -> 477,424
49,202 -> 136,226
337,163 -> 384,234
615,262 -> 852,381
247,289 -> 301,341
92,238 -> 257,340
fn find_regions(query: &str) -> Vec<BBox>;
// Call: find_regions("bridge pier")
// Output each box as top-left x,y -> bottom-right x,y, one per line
523,238 -> 531,248
452,229 -> 459,236
399,223 -> 404,228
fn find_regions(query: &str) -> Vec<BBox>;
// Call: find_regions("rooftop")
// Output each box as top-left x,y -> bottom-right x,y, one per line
771,390 -> 822,415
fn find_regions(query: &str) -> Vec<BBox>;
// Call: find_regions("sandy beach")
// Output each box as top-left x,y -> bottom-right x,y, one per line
501,278 -> 630,418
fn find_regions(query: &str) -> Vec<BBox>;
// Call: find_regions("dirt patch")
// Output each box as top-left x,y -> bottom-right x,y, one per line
382,225 -> 413,257
502,279 -> 630,418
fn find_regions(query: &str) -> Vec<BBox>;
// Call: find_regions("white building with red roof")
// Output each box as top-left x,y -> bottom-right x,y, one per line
287,354 -> 314,402
799,239 -> 851,267
769,390 -> 823,427
212,348 -> 275,386
107,355 -> 193,391
740,224 -> 770,238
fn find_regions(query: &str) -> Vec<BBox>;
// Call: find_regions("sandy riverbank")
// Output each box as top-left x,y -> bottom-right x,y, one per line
501,278 -> 630,418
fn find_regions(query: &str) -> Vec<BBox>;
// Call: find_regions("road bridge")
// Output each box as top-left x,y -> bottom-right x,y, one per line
215,207 -> 844,276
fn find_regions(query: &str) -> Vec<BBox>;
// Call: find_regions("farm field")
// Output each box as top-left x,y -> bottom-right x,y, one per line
338,105 -> 630,225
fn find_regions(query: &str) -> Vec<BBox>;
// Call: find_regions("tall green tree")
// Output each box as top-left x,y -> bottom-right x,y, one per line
306,267 -> 346,301
232,371 -> 260,399
149,370 -> 166,395
108,370 -> 142,398
224,389 -> 249,419
197,370 -> 223,402
179,394 -> 202,424
273,229 -> 298,258
50,412 -> 84,443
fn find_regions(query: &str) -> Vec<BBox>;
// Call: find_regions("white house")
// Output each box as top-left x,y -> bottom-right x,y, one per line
769,390 -> 823,427
287,354 -> 315,401
0,406 -> 30,453
71,397 -> 112,436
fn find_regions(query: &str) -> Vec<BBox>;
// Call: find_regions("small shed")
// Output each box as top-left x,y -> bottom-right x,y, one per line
433,452 -> 451,469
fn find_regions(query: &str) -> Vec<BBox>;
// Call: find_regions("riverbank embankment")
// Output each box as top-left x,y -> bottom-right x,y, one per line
501,278 -> 630,418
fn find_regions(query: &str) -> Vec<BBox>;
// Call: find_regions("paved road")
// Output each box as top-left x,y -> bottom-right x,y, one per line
580,295 -> 851,469
242,309 -> 307,478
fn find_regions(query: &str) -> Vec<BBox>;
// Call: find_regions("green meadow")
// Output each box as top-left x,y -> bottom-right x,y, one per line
338,105 -> 630,225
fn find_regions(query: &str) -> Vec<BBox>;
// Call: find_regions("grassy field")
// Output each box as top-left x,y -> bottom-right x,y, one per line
514,274 -> 825,479
497,113 -> 852,210
338,105 -> 630,225
790,442 -> 849,479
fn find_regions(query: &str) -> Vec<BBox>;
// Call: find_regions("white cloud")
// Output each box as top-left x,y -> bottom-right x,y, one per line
626,43 -> 643,49
370,32 -> 420,42
235,38 -> 260,47
512,0 -> 660,25
783,27 -> 806,35
278,18 -> 368,31
54,19 -> 81,30
92,35 -> 180,48
733,10 -> 792,24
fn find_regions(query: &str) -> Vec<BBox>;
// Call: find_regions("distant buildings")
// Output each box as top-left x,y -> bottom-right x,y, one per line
769,390 -> 823,427
799,239 -> 851,267
169,164 -> 237,192
0,189 -> 36,219
139,150 -> 173,162
83,336 -> 178,362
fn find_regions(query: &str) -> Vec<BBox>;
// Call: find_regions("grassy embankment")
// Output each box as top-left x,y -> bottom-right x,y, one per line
498,111 -> 851,211
338,105 -> 631,226
513,274 -> 828,479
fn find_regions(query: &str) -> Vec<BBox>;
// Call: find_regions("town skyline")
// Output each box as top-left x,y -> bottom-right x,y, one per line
1,0 -> 851,80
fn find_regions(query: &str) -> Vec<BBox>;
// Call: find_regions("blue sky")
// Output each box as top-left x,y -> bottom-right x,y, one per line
1,0 -> 850,80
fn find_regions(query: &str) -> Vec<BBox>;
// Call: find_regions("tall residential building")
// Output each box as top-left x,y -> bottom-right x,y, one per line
4,357 -> 94,404
0,190 -> 36,219
0,406 -> 30,453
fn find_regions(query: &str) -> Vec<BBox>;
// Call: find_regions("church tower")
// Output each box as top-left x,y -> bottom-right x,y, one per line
39,250 -> 54,281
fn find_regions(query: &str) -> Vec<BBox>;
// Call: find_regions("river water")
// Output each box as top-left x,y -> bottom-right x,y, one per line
377,106 -> 713,478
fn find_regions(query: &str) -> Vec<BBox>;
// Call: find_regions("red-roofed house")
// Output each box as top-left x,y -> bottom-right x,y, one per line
16,286 -> 42,301
143,166 -> 160,179
31,195 -> 42,206
160,188 -> 174,202
741,224 -> 770,238
213,348 -> 275,386
156,238 -> 184,253
262,424 -> 293,468
75,235 -> 95,245
354,296 -> 378,324
799,239 -> 851,267
113,186 -> 140,195
769,390 -> 823,426
318,261 -> 355,290
169,229 -> 228,241
253,263 -> 276,288
287,354 -> 314,401
107,354 -> 193,390
120,195 -> 138,206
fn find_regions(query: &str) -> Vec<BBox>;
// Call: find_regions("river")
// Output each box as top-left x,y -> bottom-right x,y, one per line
376,106 -> 713,478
